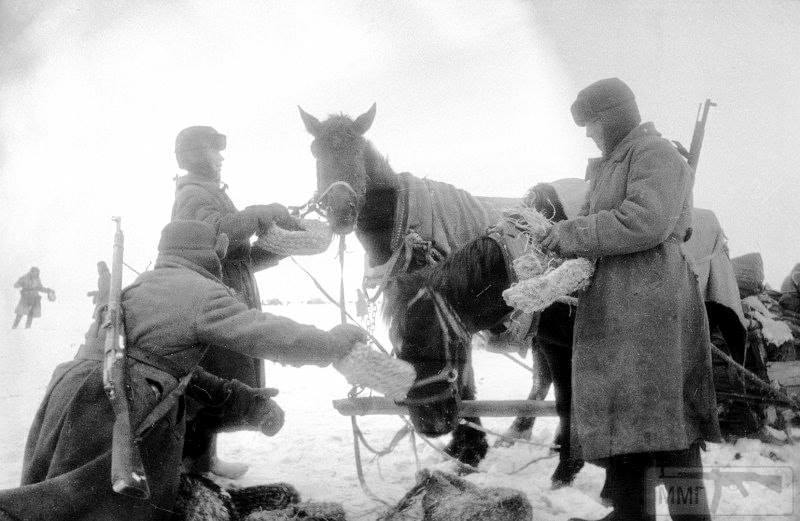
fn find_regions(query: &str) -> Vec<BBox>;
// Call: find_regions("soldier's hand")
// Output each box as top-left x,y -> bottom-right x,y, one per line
327,323 -> 368,361
540,224 -> 563,256
246,387 -> 285,437
244,203 -> 298,234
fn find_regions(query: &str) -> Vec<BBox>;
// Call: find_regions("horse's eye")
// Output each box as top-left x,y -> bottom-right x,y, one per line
310,141 -> 319,157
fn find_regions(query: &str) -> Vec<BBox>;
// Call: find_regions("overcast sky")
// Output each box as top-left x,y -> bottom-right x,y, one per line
1,1 -> 799,325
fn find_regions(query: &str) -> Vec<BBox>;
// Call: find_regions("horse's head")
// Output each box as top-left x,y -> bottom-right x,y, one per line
387,274 -> 469,437
298,103 -> 377,234
385,236 -> 515,436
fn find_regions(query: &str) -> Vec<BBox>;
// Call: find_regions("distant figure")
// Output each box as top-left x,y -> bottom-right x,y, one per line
87,261 -> 111,318
12,267 -> 51,329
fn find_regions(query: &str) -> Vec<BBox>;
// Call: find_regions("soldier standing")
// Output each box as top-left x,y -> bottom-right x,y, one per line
12,267 -> 51,329
171,125 -> 295,478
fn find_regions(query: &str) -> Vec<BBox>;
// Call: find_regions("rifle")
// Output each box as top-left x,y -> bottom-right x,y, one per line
102,217 -> 150,498
672,98 -> 716,173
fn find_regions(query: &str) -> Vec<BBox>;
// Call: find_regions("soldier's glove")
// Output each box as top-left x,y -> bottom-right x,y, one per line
244,203 -> 300,235
327,323 -> 369,362
225,380 -> 285,437
244,387 -> 285,437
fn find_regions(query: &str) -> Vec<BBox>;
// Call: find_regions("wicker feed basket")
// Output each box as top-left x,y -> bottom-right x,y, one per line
253,218 -> 333,256
334,343 -> 416,401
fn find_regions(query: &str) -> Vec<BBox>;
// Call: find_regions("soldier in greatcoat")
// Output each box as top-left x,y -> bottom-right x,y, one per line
0,220 -> 365,521
542,78 -> 721,521
12,267 -> 51,329
171,125 -> 296,477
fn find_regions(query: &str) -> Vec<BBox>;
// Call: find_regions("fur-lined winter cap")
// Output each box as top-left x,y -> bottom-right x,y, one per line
571,78 -> 636,126
174,126 -> 226,153
158,220 -> 217,253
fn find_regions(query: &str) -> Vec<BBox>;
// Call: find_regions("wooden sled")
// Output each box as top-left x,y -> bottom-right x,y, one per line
332,397 -> 557,417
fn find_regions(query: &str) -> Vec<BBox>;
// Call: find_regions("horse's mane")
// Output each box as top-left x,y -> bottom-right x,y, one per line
384,236 -> 511,332
524,182 -> 567,222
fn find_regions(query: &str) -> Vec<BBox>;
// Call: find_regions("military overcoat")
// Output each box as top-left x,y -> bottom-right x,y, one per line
551,122 -> 722,462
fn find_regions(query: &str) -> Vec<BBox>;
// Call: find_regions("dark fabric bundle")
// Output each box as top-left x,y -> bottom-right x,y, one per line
380,470 -> 532,521
228,483 -> 300,518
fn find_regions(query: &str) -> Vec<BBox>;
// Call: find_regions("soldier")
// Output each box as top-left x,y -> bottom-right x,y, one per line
171,125 -> 295,478
12,267 -> 51,329
87,261 -> 111,318
542,78 -> 720,521
0,220 -> 366,520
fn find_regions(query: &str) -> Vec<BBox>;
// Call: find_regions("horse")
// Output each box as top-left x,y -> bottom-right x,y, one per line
384,186 -> 587,484
298,103 -> 523,467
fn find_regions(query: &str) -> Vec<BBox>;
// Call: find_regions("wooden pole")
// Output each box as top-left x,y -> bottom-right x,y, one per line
332,397 -> 557,417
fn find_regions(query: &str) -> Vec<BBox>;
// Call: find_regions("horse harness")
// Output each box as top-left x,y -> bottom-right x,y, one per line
396,287 -> 470,408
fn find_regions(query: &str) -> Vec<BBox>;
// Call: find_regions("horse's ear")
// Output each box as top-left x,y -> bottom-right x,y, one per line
353,103 -> 377,135
298,106 -> 321,137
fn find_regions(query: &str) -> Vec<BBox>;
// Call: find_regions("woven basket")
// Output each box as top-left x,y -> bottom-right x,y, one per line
334,343 -> 416,401
253,218 -> 333,256
46,289 -> 56,302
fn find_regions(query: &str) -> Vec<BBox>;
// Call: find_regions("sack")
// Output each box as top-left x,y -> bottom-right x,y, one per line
731,253 -> 764,298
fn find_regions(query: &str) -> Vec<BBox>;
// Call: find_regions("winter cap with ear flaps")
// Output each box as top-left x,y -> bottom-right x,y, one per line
174,126 -> 227,153
158,220 -> 217,253
570,78 -> 636,127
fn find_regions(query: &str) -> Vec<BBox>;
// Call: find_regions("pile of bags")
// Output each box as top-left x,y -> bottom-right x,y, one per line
731,253 -> 799,362
174,474 -> 345,521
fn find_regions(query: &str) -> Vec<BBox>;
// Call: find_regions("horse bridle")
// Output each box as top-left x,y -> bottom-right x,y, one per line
396,286 -> 470,408
289,180 -> 362,220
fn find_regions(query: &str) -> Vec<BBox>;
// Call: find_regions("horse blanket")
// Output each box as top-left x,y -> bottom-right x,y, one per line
365,172 -> 519,285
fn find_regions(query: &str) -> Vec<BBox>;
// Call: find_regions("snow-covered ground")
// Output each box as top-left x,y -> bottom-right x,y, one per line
1,302 -> 799,520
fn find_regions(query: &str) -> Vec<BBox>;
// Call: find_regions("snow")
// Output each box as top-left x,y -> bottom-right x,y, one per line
1,302 -> 799,520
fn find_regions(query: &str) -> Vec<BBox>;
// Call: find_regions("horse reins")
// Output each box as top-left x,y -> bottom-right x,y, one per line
395,286 -> 469,408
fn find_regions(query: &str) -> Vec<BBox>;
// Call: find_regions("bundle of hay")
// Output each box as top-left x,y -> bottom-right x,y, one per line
253,218 -> 333,256
492,206 -> 594,314
503,258 -> 595,313
334,342 -> 416,401
379,470 -> 532,521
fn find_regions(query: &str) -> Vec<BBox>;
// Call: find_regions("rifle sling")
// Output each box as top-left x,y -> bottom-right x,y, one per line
126,346 -> 188,381
75,340 -> 192,381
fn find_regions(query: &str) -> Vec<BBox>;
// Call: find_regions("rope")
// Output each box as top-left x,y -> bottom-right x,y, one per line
290,256 -> 390,355
396,417 -> 485,474
710,343 -> 800,411
458,419 -> 558,449
350,416 -> 393,507
507,452 -> 558,475
354,423 -> 412,457
501,352 -> 535,374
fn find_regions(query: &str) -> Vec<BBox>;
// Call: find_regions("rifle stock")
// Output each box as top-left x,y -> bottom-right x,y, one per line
688,98 -> 717,172
102,217 -> 150,498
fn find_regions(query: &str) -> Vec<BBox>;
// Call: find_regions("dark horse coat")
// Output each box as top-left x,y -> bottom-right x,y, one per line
550,123 -> 722,461
0,255 -> 347,521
